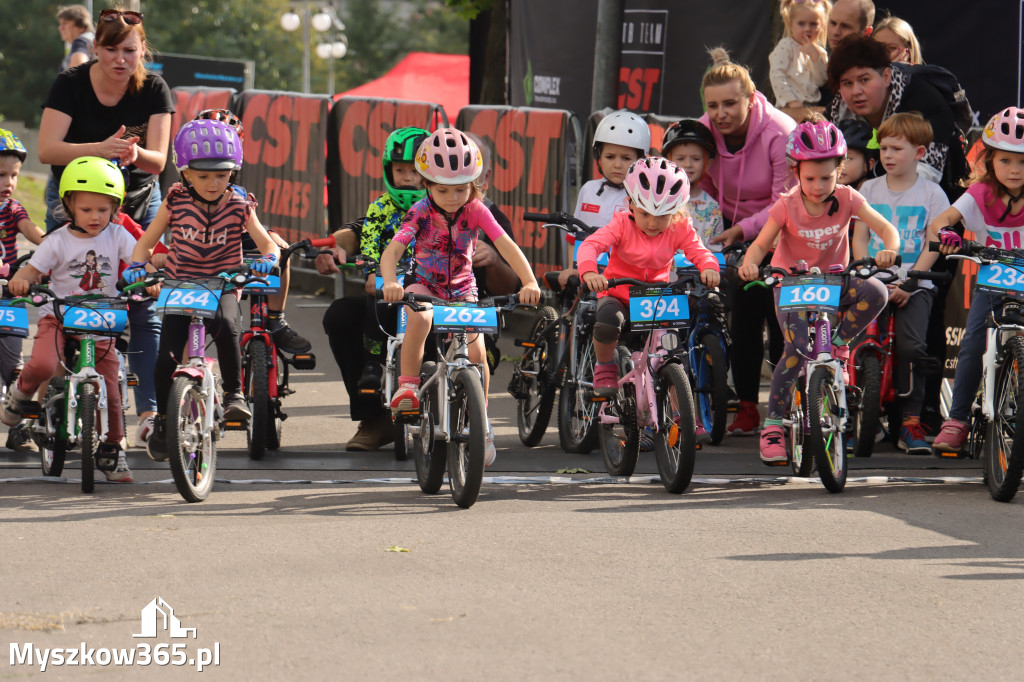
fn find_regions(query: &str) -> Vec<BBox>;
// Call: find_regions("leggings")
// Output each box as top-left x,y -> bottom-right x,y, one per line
766,277 -> 888,420
154,295 -> 242,415
730,254 -> 784,403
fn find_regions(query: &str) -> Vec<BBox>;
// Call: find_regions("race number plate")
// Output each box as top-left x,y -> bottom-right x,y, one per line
674,252 -> 727,268
0,300 -> 29,338
241,257 -> 281,294
628,286 -> 690,330
778,276 -> 842,313
157,279 -> 223,319
976,262 -> 1024,300
62,298 -> 128,335
432,302 -> 499,334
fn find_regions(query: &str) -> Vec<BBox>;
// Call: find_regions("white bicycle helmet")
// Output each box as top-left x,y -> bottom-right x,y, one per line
593,110 -> 651,158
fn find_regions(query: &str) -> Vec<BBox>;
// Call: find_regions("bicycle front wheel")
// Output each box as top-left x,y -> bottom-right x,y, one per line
654,363 -> 696,494
245,338 -> 271,461
40,378 -> 67,478
558,332 -> 599,454
851,353 -> 881,458
598,346 -> 641,477
515,306 -> 558,447
693,333 -> 729,445
984,335 -> 1024,501
410,362 -> 444,494
806,366 -> 847,493
78,384 -> 97,494
789,378 -> 812,477
167,376 -> 216,502
447,368 -> 487,508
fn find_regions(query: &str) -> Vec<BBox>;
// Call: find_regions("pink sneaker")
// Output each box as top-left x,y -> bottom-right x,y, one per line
832,344 -> 851,384
759,425 -> 787,465
592,362 -> 619,398
695,423 -> 711,444
932,419 -> 968,455
390,376 -> 421,413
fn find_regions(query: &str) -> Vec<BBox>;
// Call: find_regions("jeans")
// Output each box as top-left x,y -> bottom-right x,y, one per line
127,299 -> 160,414
948,290 -> 999,422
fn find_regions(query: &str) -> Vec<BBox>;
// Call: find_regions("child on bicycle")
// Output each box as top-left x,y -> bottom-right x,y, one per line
380,128 -> 541,465
125,119 -> 280,460
577,157 -> 721,398
1,157 -> 138,481
0,129 -> 46,453
737,118 -> 900,465
356,126 -> 428,396
851,112 -> 949,454
555,111 -> 651,291
925,107 -> 1024,453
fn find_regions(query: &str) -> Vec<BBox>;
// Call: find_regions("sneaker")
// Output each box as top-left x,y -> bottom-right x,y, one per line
695,423 -> 711,445
832,344 -> 851,384
898,418 -> 931,455
390,377 -> 421,413
223,392 -> 252,420
135,415 -> 156,445
5,422 -> 38,453
640,426 -> 654,452
357,362 -> 383,394
345,413 -> 393,452
728,401 -> 761,436
97,443 -> 134,483
932,419 -> 969,455
270,320 -> 312,354
759,425 -> 787,465
147,416 -> 168,462
484,425 -> 496,466
0,386 -> 27,427
592,362 -> 618,398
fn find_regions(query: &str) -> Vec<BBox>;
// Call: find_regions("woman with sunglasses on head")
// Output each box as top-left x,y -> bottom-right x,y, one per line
38,7 -> 173,446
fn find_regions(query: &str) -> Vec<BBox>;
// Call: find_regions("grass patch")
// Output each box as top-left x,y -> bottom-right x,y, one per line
15,171 -> 49,228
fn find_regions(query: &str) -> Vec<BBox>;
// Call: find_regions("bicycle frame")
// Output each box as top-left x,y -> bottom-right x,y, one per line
240,290 -> 281,403
980,322 -> 1024,422
172,316 -> 221,439
601,329 -> 682,431
418,329 -> 480,444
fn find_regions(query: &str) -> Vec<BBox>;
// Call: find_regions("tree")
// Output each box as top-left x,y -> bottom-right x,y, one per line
0,0 -> 66,126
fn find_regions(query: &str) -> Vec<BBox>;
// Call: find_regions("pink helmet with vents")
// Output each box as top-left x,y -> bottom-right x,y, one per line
415,128 -> 482,185
623,157 -> 690,216
786,120 -> 847,163
983,107 -> 1024,153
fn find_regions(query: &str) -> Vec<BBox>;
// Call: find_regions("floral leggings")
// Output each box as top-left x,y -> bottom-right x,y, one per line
765,277 -> 888,420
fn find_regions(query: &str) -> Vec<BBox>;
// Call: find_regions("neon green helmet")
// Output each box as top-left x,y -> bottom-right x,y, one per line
59,156 -> 125,206
383,127 -> 429,211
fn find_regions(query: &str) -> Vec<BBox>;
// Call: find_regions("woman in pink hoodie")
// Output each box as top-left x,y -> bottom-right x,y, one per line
701,47 -> 797,437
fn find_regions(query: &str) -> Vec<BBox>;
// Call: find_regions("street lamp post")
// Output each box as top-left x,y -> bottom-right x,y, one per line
280,4 -> 341,94
315,35 -> 348,96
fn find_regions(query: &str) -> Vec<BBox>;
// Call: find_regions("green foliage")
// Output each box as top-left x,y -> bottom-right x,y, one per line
441,0 -> 495,20
0,0 -> 66,126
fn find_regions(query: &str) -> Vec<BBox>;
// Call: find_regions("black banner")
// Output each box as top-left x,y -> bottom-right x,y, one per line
160,87 -> 238,196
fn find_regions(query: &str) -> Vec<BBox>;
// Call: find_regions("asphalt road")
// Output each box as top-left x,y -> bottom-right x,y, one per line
3,293 -> 1021,681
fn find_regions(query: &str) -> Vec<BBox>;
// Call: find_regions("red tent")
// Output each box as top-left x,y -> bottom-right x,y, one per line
335,51 -> 469,121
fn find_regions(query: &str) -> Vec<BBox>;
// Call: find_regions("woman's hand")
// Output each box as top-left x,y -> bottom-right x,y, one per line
98,125 -> 140,164
557,268 -> 578,288
737,259 -> 760,282
887,283 -> 910,308
710,226 -> 743,248
701,268 -> 720,288
582,271 -> 607,292
382,281 -> 404,303
315,247 -> 346,275
874,249 -> 898,269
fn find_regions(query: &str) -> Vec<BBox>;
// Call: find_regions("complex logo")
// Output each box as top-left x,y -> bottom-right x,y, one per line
133,597 -> 197,639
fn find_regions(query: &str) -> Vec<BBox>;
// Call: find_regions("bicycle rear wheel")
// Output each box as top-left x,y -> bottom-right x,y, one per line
851,354 -> 881,458
245,338 -> 271,460
984,335 -> 1024,501
78,384 -> 97,494
167,376 -> 216,502
558,330 -> 599,454
39,378 -> 68,478
806,366 -> 847,493
654,363 -> 696,493
598,346 -> 641,477
410,362 -> 444,493
447,368 -> 487,508
515,306 -> 559,447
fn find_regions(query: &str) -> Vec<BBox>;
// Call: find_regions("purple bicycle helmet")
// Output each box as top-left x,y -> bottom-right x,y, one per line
786,120 -> 847,164
173,119 -> 243,172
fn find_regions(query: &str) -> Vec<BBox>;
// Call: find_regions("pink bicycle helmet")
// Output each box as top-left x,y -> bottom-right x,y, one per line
624,157 -> 690,216
415,128 -> 482,185
786,120 -> 847,163
983,107 -> 1024,153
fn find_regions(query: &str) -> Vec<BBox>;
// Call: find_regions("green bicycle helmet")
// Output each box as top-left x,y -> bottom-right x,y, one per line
0,129 -> 27,162
383,127 -> 429,210
59,156 -> 125,206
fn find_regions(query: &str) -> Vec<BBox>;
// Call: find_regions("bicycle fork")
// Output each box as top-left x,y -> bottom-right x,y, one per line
66,338 -> 109,443
173,320 -> 221,440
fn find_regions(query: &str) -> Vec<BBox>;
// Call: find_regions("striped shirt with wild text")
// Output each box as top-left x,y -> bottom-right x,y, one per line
163,182 -> 255,279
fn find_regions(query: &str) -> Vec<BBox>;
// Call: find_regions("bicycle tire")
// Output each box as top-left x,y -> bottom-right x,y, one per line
411,362 -> 444,493
984,334 -> 1024,501
245,338 -> 271,460
851,354 -> 882,458
167,376 -> 216,502
694,333 -> 729,445
806,366 -> 847,493
447,368 -> 487,508
515,306 -> 559,447
79,384 -> 97,494
654,363 -> 697,494
40,378 -> 67,478
599,346 -> 641,477
789,378 -> 813,477
558,333 -> 599,454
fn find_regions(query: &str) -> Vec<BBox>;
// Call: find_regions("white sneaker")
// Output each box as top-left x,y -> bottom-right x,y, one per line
484,425 -> 496,466
0,385 -> 29,427
135,415 -> 156,445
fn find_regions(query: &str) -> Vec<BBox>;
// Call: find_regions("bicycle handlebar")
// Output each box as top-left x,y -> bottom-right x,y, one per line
524,211 -> 597,239
380,291 -> 532,314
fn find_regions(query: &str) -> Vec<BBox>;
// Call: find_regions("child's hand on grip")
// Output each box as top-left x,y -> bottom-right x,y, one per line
701,268 -> 720,288
874,249 -> 897,269
582,272 -> 607,292
518,282 -> 541,306
738,260 -> 759,282
382,281 -> 404,303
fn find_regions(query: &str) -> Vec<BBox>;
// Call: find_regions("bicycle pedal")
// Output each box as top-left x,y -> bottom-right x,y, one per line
19,402 -> 42,420
287,353 -> 317,370
392,410 -> 420,424
513,338 -> 537,348
223,419 -> 247,430
762,459 -> 790,467
358,388 -> 381,396
126,372 -> 139,387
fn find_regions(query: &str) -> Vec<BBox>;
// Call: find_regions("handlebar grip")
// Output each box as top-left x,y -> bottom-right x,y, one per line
523,212 -> 558,223
309,236 -> 337,249
928,241 -> 943,252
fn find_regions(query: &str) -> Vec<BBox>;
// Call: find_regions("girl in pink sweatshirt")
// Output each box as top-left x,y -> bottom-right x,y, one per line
737,120 -> 899,465
577,158 -> 721,397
